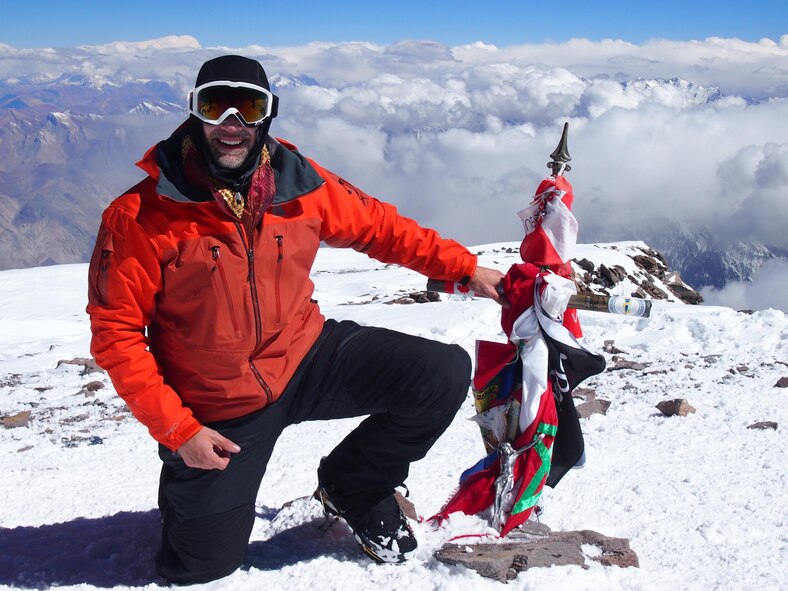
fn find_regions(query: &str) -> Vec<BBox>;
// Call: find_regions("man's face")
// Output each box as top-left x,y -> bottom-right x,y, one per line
202,117 -> 257,169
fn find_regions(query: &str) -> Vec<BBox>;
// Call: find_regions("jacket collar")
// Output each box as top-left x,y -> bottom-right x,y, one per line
137,124 -> 325,205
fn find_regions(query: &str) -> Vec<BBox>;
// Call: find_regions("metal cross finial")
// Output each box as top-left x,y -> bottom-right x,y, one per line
547,122 -> 572,176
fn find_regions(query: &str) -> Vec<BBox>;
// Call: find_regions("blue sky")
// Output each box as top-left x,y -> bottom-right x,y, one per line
1,0 -> 786,48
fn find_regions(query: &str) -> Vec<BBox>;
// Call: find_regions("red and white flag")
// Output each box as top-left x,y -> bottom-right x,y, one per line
432,171 -> 605,536
518,175 -> 578,271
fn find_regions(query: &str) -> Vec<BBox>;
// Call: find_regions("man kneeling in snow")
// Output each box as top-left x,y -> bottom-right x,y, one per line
86,54 -> 506,584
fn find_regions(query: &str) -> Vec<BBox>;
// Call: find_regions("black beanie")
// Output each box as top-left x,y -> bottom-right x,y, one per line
195,55 -> 271,90
189,55 -> 275,189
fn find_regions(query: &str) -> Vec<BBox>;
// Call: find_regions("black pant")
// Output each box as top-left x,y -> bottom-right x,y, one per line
155,319 -> 471,584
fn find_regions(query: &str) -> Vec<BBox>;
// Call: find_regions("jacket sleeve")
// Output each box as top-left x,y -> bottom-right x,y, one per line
313,164 -> 478,281
86,204 -> 202,451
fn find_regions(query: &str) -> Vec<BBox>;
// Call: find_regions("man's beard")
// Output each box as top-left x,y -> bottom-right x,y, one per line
206,137 -> 253,169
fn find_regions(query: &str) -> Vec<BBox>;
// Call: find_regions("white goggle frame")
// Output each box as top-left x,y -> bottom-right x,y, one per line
188,80 -> 275,126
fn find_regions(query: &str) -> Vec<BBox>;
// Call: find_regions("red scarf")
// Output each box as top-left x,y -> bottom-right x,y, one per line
181,135 -> 276,240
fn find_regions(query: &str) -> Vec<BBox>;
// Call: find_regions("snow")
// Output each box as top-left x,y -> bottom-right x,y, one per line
1,246 -> 786,590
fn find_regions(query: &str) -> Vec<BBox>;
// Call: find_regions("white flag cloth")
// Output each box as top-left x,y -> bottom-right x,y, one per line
517,184 -> 579,265
509,274 -> 577,433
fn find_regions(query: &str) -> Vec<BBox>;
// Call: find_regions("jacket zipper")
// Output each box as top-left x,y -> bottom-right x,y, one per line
275,234 -> 284,325
234,222 -> 273,404
210,246 -> 241,335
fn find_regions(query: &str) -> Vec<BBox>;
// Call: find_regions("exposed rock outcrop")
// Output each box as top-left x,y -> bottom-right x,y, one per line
435,523 -> 639,583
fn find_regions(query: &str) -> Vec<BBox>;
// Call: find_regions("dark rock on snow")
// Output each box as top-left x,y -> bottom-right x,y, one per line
435,522 -> 639,583
747,421 -> 777,430
1,410 -> 32,429
656,398 -> 696,417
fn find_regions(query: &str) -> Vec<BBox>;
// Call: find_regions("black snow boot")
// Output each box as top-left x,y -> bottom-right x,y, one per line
314,461 -> 418,564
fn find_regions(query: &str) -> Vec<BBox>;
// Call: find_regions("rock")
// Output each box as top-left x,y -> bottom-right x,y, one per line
599,264 -> 627,287
386,297 -> 415,305
609,356 -> 649,371
632,254 -> 664,274
573,389 -> 613,417
0,374 -> 22,388
639,280 -> 670,300
83,381 -> 105,392
603,340 -> 627,354
575,258 -> 595,274
56,357 -> 105,375
656,398 -> 696,417
60,413 -> 90,424
775,377 -> 788,388
576,398 -> 612,418
636,247 -> 669,267
667,283 -> 704,305
747,421 -> 778,430
507,521 -> 552,541
410,291 -> 441,303
1,410 -> 31,429
386,291 -> 441,305
395,491 -> 417,521
435,527 -> 639,582
572,387 -> 596,401
279,495 -> 312,510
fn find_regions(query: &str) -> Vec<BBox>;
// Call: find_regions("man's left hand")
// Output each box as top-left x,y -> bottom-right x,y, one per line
467,266 -> 509,307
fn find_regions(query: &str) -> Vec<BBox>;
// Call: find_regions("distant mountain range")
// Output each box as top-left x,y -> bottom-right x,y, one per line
581,215 -> 785,290
0,74 -> 183,267
0,71 -> 783,289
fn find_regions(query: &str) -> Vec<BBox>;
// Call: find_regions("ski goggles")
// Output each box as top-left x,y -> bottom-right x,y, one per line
188,81 -> 278,126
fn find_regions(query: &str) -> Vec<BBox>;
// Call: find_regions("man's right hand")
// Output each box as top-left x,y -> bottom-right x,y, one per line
177,426 -> 241,470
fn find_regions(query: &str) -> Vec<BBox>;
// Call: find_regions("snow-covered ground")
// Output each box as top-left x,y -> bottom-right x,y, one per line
1,243 -> 786,590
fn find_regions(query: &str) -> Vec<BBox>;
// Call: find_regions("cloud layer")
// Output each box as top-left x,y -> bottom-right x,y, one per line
1,35 -> 787,306
263,38 -> 788,251
701,260 -> 788,311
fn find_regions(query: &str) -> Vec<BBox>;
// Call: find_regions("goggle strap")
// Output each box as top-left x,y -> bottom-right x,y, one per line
270,95 -> 279,119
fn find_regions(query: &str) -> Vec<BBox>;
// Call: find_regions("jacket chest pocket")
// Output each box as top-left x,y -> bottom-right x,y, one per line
160,237 -> 249,346
255,229 -> 292,332
209,244 -> 242,336
255,224 -> 319,333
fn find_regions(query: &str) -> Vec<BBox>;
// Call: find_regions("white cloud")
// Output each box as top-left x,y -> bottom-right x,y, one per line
714,143 -> 788,249
76,36 -> 202,52
452,36 -> 788,99
2,35 -> 787,307
271,65 -> 788,251
701,259 -> 788,311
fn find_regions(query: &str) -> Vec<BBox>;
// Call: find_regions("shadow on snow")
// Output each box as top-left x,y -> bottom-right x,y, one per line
0,510 -> 164,588
0,508 -> 360,588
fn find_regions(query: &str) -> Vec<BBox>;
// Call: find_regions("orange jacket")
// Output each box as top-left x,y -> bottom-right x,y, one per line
87,136 -> 477,450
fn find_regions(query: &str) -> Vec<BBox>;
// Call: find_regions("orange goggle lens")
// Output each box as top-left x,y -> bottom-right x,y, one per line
192,83 -> 273,125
